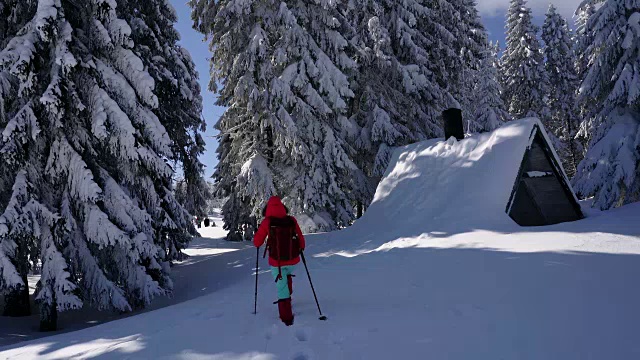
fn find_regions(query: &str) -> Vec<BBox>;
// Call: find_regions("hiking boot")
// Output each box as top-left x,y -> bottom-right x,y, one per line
277,298 -> 294,326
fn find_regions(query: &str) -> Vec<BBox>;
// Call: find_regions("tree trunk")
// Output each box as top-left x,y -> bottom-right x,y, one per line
39,298 -> 58,332
264,126 -> 274,164
2,273 -> 30,317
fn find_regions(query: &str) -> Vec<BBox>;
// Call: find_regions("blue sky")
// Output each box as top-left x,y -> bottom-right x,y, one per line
169,0 -> 582,178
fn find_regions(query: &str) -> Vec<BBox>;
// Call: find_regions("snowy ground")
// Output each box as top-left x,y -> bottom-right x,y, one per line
1,126 -> 640,359
1,204 -> 639,360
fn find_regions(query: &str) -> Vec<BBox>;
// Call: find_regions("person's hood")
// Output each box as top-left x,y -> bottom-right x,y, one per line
264,196 -> 287,218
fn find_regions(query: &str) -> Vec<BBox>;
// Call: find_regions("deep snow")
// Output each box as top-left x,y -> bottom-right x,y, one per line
1,123 -> 640,359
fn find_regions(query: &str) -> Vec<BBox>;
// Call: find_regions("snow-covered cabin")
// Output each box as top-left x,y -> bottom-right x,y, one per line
350,118 -> 584,236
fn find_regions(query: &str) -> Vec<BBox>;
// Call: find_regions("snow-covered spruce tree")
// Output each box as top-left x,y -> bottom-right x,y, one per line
574,2 -> 596,83
456,0 -> 491,125
0,0 -> 196,330
418,0 -> 463,109
574,1 -> 597,149
469,42 -> 510,133
411,0 -> 488,122
190,0 -> 283,240
190,0 -> 360,237
573,0 -> 640,210
542,5 -> 582,178
173,175 -> 210,222
344,0 -> 444,214
0,0 -> 42,318
500,0 -> 549,121
115,0 -> 211,224
283,0 -> 364,231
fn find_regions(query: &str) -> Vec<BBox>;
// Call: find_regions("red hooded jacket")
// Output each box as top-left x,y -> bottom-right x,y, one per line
254,196 -> 306,267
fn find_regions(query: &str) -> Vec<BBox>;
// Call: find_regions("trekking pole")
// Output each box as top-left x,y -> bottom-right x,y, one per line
253,247 -> 259,314
300,251 -> 327,320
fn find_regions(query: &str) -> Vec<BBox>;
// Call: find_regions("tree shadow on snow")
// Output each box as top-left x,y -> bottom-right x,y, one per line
0,240 -> 258,350
0,247 -> 639,360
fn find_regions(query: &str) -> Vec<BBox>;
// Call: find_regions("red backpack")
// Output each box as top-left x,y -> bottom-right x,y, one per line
263,216 -> 300,279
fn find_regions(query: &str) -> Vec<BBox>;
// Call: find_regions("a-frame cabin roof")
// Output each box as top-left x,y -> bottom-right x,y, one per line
506,124 -> 584,226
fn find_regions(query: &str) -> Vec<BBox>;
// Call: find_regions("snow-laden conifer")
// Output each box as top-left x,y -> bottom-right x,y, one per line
542,5 -> 582,177
470,42 -> 510,133
573,0 -> 640,209
0,0 -> 201,329
190,0 -> 363,236
500,0 -> 549,120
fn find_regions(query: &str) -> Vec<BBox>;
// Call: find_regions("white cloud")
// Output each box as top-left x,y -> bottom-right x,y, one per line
476,0 -> 583,20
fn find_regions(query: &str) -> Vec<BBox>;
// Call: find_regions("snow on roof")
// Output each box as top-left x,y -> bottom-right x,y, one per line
347,118 -> 577,238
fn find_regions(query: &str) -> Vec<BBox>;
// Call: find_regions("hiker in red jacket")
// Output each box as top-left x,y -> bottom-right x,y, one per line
254,196 -> 306,326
